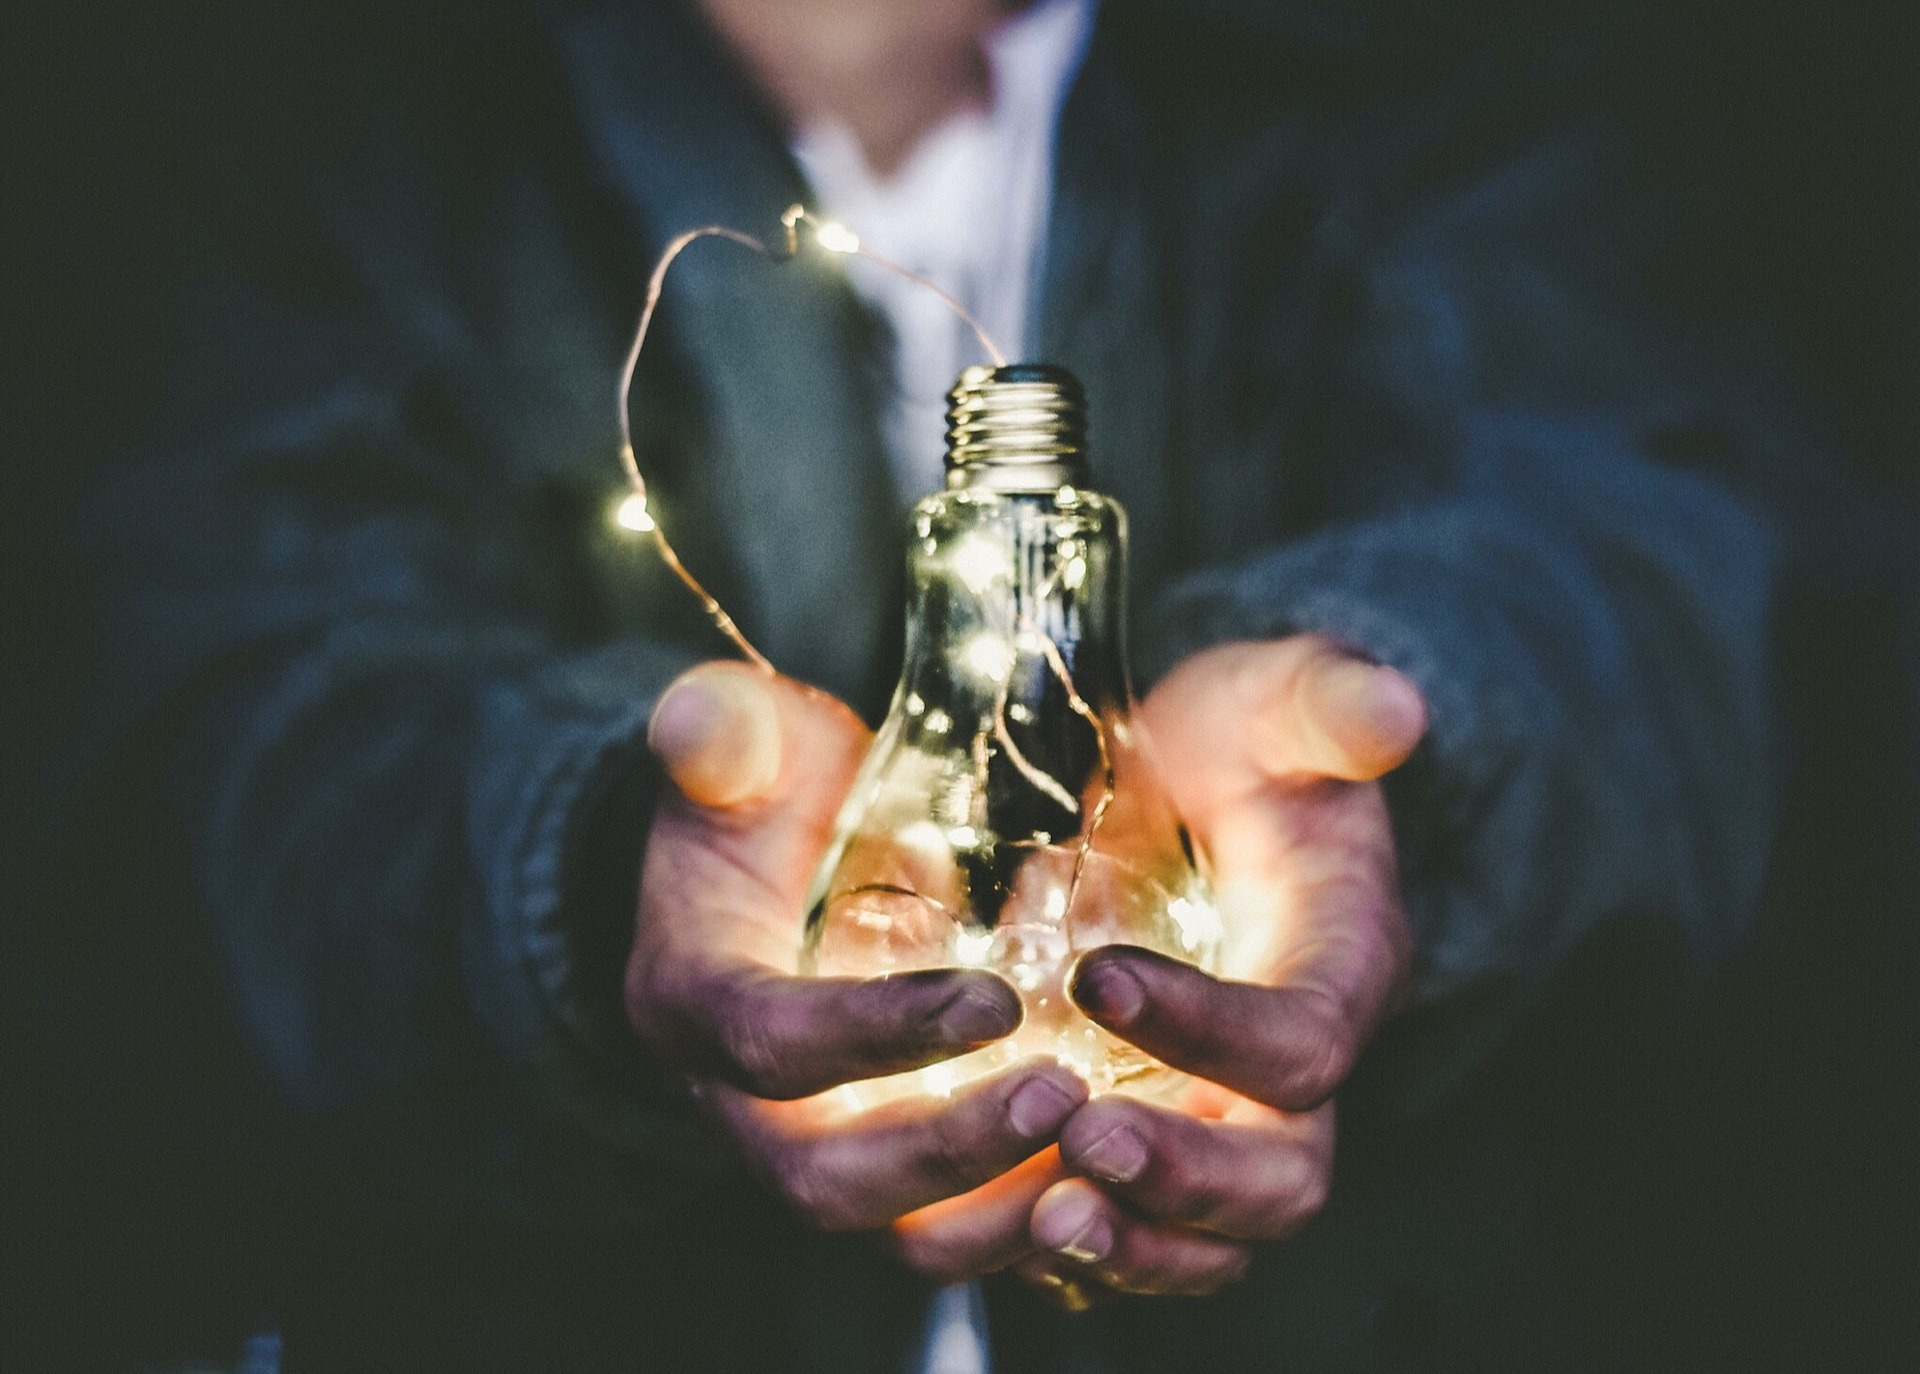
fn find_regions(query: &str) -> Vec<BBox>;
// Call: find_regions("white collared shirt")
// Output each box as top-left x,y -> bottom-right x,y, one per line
793,0 -> 1096,499
791,8 -> 1097,1369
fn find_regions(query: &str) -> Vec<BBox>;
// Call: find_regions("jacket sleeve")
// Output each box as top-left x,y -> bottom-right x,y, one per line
74,140 -> 717,1227
1142,108 -> 1825,1112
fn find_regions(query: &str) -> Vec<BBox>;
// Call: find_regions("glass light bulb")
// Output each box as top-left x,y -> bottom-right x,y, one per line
802,367 -> 1218,1106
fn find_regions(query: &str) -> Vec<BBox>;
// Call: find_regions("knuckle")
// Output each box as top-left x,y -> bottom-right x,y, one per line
1194,1249 -> 1255,1296
721,1014 -> 781,1092
720,992 -> 800,1097
1294,1151 -> 1333,1222
1147,1145 -> 1211,1224
774,1149 -> 858,1232
922,1112 -> 991,1197
890,1231 -> 978,1286
852,974 -> 933,1049
1259,1157 -> 1331,1239
1272,989 -> 1356,1106
1111,1247 -> 1186,1297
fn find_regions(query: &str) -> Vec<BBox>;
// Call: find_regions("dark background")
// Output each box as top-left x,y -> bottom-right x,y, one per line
8,1 -> 1918,1369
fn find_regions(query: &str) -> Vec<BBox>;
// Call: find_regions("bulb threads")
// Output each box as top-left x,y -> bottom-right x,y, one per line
945,364 -> 1089,492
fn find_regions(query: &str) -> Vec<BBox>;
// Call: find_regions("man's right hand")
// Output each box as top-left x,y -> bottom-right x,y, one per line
627,662 -> 1087,1277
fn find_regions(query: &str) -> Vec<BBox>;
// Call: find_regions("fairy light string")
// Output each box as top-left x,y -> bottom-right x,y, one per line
614,206 -> 1008,676
617,204 -> 1112,935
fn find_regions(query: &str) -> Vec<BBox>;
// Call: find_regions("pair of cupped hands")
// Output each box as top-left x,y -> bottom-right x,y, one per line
627,637 -> 1426,1308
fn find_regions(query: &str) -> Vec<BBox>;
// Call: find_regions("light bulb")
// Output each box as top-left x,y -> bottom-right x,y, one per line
803,365 -> 1220,1106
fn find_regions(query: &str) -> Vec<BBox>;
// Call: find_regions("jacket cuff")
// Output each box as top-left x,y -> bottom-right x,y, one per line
466,636 -> 722,1227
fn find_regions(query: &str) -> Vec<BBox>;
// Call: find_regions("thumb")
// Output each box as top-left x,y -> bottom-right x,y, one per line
1148,638 -> 1428,791
648,662 -> 783,807
1278,642 -> 1428,781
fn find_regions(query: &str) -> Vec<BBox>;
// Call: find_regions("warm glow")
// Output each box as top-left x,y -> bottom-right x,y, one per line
961,633 -> 1015,681
814,221 -> 862,255
921,1061 -> 959,1098
948,533 -> 1006,593
612,492 -> 655,532
1166,895 -> 1225,957
954,930 -> 994,966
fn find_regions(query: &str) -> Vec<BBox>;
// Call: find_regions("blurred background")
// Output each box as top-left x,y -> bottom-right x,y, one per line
8,0 -> 1917,1369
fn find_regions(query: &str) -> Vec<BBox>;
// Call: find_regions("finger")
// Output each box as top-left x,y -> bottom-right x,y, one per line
711,1059 -> 1087,1232
631,665 -> 890,1065
648,662 -> 784,807
1276,639 -> 1427,782
1071,946 -> 1368,1111
1147,638 -> 1427,791
886,1148 -> 1067,1283
654,965 -> 1023,1100
1012,1255 -> 1104,1313
648,661 -> 871,812
1030,1179 -> 1252,1298
1058,1096 -> 1332,1241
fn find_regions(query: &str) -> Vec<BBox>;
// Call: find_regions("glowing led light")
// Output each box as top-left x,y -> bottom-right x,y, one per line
612,492 -> 655,532
954,930 -> 994,966
1043,888 -> 1068,921
899,820 -> 949,854
1166,896 -> 1224,955
1056,1044 -> 1097,1082
961,633 -> 1015,681
814,221 -> 862,255
948,533 -> 1006,593
923,707 -> 952,735
922,1061 -> 958,1098
946,825 -> 983,849
1061,555 -> 1088,590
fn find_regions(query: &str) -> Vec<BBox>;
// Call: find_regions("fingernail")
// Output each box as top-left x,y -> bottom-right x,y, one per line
1035,1189 -> 1112,1263
1076,1124 -> 1148,1183
935,980 -> 1021,1045
1072,957 -> 1145,1027
1007,1075 -> 1081,1140
1365,665 -> 1428,745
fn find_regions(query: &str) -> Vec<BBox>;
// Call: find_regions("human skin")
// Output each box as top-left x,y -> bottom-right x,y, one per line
627,638 -> 1426,1301
698,0 -> 1007,177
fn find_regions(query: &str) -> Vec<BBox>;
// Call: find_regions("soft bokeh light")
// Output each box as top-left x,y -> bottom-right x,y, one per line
814,221 -> 862,254
612,492 -> 655,532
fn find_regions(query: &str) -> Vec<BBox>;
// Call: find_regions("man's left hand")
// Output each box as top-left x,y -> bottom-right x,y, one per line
1020,636 -> 1427,1301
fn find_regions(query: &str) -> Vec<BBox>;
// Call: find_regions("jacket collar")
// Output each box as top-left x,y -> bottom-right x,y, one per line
1037,14 -> 1178,606
547,0 -> 901,708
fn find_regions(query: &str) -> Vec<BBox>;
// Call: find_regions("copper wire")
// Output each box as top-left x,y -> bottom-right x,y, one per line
1013,567 -> 1117,926
616,208 -> 1120,944
616,224 -> 778,672
615,207 -> 1010,674
779,206 -> 1008,368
